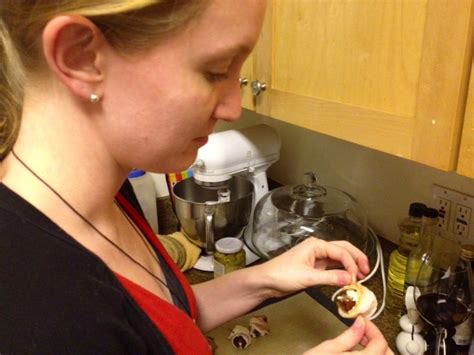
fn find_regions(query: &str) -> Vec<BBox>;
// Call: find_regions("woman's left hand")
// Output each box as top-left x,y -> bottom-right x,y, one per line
253,237 -> 370,298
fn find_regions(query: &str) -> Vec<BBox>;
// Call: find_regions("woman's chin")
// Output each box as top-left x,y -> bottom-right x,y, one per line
166,151 -> 198,173
138,149 -> 198,174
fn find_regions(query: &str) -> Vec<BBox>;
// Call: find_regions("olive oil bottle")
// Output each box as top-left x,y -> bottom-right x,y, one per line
386,203 -> 426,315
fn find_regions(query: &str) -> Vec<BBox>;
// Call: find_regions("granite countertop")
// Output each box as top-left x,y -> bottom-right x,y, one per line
185,237 -> 400,352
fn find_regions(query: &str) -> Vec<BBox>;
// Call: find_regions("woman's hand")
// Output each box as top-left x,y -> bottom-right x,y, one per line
254,237 -> 370,298
193,237 -> 369,332
303,317 -> 394,355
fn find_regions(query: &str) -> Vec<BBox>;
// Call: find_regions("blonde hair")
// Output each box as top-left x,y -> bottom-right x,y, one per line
0,0 -> 209,160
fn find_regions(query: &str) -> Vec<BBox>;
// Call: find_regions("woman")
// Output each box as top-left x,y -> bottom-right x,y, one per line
0,1 -> 392,354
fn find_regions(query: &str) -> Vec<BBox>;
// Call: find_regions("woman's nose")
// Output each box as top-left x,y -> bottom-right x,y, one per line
212,81 -> 242,122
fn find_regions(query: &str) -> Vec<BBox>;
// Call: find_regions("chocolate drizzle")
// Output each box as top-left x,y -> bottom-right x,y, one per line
336,291 -> 356,313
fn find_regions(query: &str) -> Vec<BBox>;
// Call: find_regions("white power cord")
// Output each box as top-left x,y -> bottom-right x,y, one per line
364,226 -> 386,320
330,226 -> 386,320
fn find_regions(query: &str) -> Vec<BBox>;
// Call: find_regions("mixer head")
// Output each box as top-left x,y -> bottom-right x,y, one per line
191,124 -> 280,183
191,157 -> 233,186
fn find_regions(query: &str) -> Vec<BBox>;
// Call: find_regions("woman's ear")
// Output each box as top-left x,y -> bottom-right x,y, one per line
42,16 -> 105,102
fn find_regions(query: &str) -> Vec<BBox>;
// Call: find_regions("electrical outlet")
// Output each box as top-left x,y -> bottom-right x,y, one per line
454,204 -> 471,238
432,185 -> 474,242
434,196 -> 451,230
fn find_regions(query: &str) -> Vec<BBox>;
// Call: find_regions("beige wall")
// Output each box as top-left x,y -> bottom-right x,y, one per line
216,109 -> 474,244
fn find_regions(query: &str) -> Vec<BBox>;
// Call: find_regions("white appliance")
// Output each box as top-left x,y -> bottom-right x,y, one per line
191,124 -> 281,271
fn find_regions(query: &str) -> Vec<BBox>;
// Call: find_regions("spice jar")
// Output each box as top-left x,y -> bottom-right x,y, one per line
213,238 -> 246,277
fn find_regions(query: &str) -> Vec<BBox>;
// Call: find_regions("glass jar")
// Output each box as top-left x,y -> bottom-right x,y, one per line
213,238 -> 246,277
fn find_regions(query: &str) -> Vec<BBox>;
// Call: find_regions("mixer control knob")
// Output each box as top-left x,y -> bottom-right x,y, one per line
239,77 -> 248,88
251,80 -> 267,96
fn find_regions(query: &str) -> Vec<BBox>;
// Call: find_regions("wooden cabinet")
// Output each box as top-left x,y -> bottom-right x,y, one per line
245,0 -> 473,172
240,54 -> 255,111
458,59 -> 474,178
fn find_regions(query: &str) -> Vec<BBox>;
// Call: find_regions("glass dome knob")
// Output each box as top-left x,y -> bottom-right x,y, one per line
293,171 -> 326,199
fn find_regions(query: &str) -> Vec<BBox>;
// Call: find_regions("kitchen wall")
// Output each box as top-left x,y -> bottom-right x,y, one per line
216,109 -> 474,244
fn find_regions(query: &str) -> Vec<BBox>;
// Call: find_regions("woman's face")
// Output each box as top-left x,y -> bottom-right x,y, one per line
99,0 -> 266,173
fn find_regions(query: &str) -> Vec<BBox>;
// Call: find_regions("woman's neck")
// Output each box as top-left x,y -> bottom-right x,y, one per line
2,83 -> 128,227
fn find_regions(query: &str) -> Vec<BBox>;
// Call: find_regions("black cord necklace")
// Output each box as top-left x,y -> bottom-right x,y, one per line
11,149 -> 190,315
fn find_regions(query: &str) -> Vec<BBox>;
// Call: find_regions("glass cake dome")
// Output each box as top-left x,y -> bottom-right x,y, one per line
246,172 -> 368,260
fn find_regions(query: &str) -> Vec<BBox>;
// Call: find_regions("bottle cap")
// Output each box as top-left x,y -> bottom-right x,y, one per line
461,244 -> 474,261
422,208 -> 439,219
408,203 -> 426,218
215,237 -> 244,254
128,169 -> 146,179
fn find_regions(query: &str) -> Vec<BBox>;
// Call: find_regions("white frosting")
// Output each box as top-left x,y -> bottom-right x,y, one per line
345,289 -> 359,302
336,283 -> 377,319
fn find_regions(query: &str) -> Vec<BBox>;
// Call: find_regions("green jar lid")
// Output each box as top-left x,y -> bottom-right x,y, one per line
215,237 -> 243,254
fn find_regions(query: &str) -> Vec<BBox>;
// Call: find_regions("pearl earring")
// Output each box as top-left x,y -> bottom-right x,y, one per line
90,93 -> 100,103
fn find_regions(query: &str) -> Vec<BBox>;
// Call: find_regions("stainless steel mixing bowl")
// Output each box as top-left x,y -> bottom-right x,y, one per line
173,176 -> 254,253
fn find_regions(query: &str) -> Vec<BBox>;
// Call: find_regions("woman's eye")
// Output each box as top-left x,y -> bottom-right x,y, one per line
206,72 -> 229,82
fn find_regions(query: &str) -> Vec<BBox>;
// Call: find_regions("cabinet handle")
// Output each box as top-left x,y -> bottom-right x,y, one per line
251,80 -> 267,96
239,77 -> 248,88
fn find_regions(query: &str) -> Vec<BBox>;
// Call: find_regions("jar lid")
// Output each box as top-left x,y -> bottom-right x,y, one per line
408,203 -> 426,218
215,237 -> 244,254
461,244 -> 474,260
422,208 -> 439,219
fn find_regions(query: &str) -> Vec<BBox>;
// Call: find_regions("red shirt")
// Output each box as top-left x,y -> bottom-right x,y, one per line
115,194 -> 211,354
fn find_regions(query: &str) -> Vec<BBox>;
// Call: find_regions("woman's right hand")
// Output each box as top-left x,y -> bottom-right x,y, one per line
303,316 -> 394,355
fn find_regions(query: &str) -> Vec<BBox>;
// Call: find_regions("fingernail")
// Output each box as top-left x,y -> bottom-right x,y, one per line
338,273 -> 351,285
353,316 -> 365,330
360,336 -> 368,346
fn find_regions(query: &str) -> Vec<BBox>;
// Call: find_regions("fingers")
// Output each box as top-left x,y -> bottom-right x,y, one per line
304,318 -> 393,355
312,269 -> 352,287
362,319 -> 392,354
330,240 -> 370,279
312,239 -> 360,281
269,237 -> 370,291
304,316 -> 366,354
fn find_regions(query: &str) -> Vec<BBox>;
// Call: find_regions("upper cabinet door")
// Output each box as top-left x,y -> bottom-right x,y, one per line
241,53 -> 256,111
254,0 -> 473,171
458,60 -> 474,178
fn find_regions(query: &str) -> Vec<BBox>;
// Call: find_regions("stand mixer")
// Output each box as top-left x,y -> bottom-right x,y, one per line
192,124 -> 280,204
172,124 -> 281,271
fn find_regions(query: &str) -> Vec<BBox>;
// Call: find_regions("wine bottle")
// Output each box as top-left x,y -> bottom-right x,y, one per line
453,245 -> 474,353
404,208 -> 439,290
